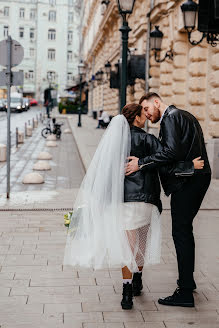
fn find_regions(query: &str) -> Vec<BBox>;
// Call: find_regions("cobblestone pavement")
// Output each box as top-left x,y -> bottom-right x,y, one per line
0,114 -> 218,327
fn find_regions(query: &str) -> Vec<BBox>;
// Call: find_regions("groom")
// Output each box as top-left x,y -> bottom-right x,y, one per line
126,92 -> 211,307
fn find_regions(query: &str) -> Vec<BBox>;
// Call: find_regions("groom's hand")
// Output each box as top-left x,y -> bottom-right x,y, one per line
125,156 -> 139,176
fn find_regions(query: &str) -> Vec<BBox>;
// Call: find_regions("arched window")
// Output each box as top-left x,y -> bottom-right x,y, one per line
48,29 -> 56,40
48,49 -> 56,61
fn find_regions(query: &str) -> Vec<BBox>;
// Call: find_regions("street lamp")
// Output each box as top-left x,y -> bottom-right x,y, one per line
150,26 -> 174,63
104,61 -> 111,77
181,0 -> 219,46
117,0 -> 136,112
78,60 -> 86,127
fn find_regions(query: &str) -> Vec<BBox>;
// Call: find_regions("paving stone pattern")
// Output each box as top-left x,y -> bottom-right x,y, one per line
0,209 -> 218,327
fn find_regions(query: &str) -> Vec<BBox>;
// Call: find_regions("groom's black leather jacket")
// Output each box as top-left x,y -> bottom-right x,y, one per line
138,106 -> 211,196
124,125 -> 195,213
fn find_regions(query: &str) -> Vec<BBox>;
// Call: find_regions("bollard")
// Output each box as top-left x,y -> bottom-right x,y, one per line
0,144 -> 7,162
28,120 -> 30,126
16,127 -> 18,148
26,125 -> 33,137
25,123 -> 27,137
32,118 -> 34,129
18,132 -> 24,144
34,120 -> 38,128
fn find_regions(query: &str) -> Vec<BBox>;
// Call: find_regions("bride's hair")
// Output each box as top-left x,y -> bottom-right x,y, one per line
122,103 -> 143,127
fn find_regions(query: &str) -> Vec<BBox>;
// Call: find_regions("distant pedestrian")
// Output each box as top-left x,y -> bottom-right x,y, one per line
96,110 -> 110,129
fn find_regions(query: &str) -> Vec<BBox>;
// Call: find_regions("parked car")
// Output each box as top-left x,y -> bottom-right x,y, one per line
0,99 -> 6,111
29,98 -> 38,106
5,93 -> 24,113
23,98 -> 30,111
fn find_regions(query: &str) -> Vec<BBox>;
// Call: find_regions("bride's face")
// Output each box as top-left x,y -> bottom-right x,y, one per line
134,108 -> 147,128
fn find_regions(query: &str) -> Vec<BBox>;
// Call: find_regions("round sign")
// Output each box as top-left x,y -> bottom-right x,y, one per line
0,39 -> 24,67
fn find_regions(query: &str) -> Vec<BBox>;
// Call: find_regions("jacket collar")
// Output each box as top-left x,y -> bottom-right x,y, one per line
130,125 -> 145,133
161,105 -> 176,121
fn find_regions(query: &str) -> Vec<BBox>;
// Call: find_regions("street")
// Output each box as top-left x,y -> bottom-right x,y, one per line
0,106 -> 43,147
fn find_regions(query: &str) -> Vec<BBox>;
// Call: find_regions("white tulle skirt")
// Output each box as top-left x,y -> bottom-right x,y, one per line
64,201 -> 161,271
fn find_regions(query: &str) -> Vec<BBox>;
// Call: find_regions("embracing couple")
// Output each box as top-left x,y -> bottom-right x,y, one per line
64,92 -> 211,310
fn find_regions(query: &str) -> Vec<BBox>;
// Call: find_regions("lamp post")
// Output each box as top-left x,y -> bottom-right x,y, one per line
150,26 -> 174,63
78,60 -> 86,127
117,0 -> 136,112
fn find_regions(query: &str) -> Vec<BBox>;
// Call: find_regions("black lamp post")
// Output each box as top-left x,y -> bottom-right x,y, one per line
117,0 -> 136,112
150,26 -> 174,63
181,0 -> 219,46
78,60 -> 85,127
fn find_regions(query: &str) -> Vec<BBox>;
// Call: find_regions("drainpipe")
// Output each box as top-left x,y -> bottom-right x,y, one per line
144,0 -> 154,131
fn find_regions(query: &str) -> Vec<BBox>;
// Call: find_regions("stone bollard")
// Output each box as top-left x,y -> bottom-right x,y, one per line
0,144 -> 6,162
22,172 -> 44,184
26,126 -> 33,137
34,120 -> 38,128
37,152 -> 52,160
47,134 -> 56,141
33,160 -> 51,171
18,132 -> 24,144
46,141 -> 57,147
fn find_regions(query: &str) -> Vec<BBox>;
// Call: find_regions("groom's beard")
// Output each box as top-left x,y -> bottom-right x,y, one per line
150,106 -> 161,123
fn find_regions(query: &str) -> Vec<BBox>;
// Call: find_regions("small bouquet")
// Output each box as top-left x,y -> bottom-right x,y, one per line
64,211 -> 73,227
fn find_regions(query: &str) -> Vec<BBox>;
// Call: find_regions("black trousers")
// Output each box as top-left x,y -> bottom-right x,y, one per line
170,173 -> 211,289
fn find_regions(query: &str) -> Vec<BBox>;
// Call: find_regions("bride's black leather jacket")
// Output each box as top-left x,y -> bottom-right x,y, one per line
124,125 -> 195,213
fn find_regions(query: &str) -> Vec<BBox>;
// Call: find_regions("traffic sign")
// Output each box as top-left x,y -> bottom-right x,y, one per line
0,39 -> 24,67
0,70 -> 24,86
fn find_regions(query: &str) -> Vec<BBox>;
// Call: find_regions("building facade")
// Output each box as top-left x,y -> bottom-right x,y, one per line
0,0 -> 81,100
81,0 -> 219,175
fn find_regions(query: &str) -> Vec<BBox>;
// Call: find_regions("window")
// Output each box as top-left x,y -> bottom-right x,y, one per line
68,30 -> 73,42
30,9 -> 36,20
30,28 -> 35,39
47,71 -> 56,81
67,72 -> 73,82
19,8 -> 25,18
48,49 -> 55,60
28,70 -> 34,80
4,7 -> 9,17
19,27 -> 24,38
68,12 -> 73,23
3,26 -> 9,38
68,0 -> 73,5
48,10 -> 56,22
67,51 -> 73,62
49,0 -> 56,5
48,29 -> 56,40
30,48 -> 35,57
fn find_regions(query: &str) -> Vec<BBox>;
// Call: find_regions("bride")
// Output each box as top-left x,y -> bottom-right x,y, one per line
64,103 -> 204,310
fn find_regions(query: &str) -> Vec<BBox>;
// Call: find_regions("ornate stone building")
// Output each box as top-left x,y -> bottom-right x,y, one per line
81,0 -> 219,175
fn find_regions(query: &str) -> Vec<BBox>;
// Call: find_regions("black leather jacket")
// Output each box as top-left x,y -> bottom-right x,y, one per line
124,125 -> 194,213
138,106 -> 211,196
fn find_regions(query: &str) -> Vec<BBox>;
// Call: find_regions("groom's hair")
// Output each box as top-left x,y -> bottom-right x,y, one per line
139,92 -> 161,105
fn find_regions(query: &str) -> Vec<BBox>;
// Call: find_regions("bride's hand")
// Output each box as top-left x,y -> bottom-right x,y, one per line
193,156 -> 204,169
125,156 -> 139,176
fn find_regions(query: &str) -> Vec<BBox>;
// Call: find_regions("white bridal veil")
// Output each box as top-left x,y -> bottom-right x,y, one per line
64,114 -> 161,272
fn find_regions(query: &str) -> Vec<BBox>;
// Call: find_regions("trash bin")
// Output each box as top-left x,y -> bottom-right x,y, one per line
93,111 -> 97,120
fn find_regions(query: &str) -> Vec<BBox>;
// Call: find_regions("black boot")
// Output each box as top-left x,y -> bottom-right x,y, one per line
177,279 -> 196,291
158,287 -> 194,307
121,282 -> 133,310
132,272 -> 143,296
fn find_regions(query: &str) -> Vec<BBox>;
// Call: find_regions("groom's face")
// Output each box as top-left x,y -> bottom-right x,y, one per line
141,99 -> 161,123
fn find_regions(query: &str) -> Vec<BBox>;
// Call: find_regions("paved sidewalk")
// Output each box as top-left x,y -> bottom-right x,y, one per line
0,113 -> 218,327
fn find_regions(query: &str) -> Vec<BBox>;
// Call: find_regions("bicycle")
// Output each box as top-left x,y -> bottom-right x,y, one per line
41,118 -> 63,139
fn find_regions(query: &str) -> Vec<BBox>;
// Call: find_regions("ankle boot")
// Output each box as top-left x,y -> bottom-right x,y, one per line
132,272 -> 143,296
121,282 -> 133,310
